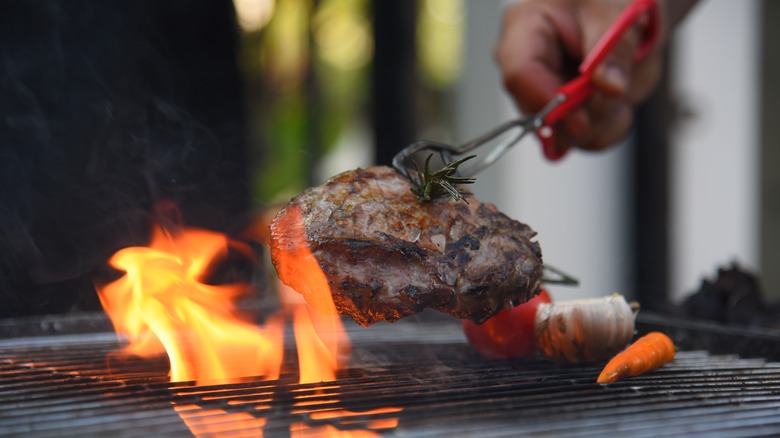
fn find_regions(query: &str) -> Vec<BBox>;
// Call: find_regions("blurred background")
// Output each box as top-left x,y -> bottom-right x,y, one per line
236,0 -> 774,309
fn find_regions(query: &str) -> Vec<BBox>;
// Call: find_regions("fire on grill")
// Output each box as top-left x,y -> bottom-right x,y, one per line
93,200 -> 407,436
0,192 -> 778,436
24,151 -> 759,437
88,166 -> 663,436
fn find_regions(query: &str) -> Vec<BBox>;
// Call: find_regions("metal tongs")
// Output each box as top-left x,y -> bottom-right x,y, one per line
393,0 -> 659,179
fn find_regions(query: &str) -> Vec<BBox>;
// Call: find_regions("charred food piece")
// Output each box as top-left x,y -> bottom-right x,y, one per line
269,166 -> 543,326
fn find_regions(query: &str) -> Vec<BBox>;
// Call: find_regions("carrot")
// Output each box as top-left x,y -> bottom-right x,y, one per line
596,331 -> 675,383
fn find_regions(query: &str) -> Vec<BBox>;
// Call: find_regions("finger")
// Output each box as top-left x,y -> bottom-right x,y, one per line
496,1 -> 582,114
626,51 -> 663,103
579,93 -> 635,150
552,107 -> 591,153
496,1 -> 591,156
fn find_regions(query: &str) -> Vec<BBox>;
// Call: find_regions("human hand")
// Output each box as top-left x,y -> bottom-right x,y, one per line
495,0 -> 696,155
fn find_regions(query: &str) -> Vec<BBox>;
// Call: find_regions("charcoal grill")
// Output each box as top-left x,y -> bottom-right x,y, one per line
2,311 -> 780,437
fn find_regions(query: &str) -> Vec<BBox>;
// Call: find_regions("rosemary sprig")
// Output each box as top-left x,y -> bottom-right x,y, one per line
408,153 -> 477,202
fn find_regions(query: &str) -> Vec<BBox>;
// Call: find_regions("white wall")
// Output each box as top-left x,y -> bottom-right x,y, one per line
669,0 -> 761,302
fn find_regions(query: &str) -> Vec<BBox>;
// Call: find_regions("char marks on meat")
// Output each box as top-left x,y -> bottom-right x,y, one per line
269,166 -> 543,326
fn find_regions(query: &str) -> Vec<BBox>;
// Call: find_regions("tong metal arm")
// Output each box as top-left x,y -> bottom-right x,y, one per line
392,96 -> 564,178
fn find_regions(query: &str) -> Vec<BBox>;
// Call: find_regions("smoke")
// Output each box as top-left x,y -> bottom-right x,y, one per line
0,0 -> 250,316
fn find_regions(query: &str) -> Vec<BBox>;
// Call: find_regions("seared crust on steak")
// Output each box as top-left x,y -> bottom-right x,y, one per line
269,166 -> 543,326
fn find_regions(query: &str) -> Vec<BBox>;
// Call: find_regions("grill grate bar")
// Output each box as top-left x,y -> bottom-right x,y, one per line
403,404 -> 780,438
511,402 -> 780,438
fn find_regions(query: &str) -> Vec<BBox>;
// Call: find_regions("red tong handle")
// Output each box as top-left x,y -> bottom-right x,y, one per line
538,0 -> 660,161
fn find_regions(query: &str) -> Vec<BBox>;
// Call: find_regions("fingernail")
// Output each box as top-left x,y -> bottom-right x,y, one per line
600,64 -> 629,95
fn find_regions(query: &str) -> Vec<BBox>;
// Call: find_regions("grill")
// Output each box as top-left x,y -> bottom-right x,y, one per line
2,311 -> 780,437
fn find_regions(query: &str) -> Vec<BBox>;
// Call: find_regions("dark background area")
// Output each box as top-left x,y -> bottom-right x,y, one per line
0,0 -> 249,316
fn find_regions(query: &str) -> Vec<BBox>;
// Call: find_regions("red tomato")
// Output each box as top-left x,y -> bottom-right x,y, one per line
462,288 -> 552,359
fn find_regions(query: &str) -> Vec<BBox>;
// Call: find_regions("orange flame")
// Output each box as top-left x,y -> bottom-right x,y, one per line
174,404 -> 268,437
270,203 -> 352,384
97,204 -> 400,437
97,224 -> 285,385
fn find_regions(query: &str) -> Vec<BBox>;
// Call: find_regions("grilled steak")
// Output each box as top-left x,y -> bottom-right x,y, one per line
269,166 -> 543,326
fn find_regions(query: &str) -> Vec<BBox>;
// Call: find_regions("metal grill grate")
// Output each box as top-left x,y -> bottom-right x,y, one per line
2,313 -> 780,437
